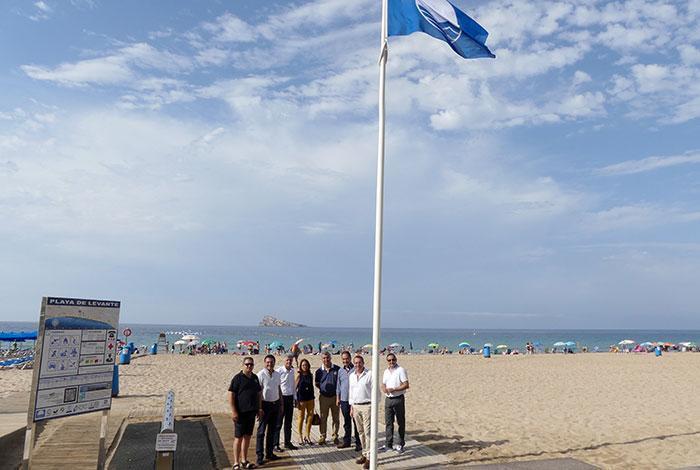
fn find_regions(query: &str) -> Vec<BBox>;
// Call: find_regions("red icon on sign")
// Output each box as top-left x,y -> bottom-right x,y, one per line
123,328 -> 132,337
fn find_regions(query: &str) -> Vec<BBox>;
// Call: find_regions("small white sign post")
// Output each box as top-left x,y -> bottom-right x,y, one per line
23,296 -> 120,470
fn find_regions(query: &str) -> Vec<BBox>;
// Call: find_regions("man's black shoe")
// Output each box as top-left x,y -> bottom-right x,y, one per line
256,457 -> 264,466
355,446 -> 362,452
285,443 -> 298,450
337,442 -> 351,449
266,454 -> 281,461
274,446 -> 285,453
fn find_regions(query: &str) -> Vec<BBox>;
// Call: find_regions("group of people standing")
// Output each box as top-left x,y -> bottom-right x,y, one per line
226,350 -> 409,469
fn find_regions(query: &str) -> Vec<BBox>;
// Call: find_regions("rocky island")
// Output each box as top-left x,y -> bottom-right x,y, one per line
259,315 -> 307,328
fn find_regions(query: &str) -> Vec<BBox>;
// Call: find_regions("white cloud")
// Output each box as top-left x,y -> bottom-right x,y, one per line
582,204 -> 700,233
679,45 -> 700,65
21,43 -> 192,87
202,13 -> 257,43
597,151 -> 700,175
29,0 -> 52,21
299,222 -> 337,235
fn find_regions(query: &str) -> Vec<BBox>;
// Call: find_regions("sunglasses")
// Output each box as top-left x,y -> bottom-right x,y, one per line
244,363 -> 254,367
387,358 -> 396,362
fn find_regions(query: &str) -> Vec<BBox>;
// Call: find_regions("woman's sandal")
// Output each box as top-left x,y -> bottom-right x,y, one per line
241,462 -> 256,469
233,465 -> 240,470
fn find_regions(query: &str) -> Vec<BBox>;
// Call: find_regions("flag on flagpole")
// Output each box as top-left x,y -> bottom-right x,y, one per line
388,0 -> 495,59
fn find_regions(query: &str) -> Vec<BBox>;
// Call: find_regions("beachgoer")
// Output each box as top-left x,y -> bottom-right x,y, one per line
274,354 -> 298,451
381,352 -> 409,453
290,342 -> 301,367
349,354 -> 372,469
314,351 -> 340,445
256,354 -> 283,466
295,358 -> 315,446
227,357 -> 262,470
336,351 -> 361,451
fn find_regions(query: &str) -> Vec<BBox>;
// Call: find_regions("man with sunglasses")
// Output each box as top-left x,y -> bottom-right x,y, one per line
381,352 -> 409,454
228,357 -> 263,469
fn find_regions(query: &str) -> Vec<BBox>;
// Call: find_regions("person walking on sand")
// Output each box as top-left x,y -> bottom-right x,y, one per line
274,354 -> 298,452
349,354 -> 372,469
315,351 -> 340,445
256,355 -> 283,466
381,352 -> 409,454
227,357 -> 263,470
337,351 -> 361,451
295,358 -> 315,446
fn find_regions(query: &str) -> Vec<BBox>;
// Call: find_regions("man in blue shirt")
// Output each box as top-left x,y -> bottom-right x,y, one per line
314,351 -> 340,445
336,351 -> 361,451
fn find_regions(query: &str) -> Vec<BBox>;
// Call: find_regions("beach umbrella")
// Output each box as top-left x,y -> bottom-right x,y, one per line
388,343 -> 402,348
483,343 -> 493,348
269,341 -> 284,349
564,341 -> 577,348
496,344 -> 508,350
174,340 -> 187,345
428,343 -> 439,349
181,334 -> 199,341
553,341 -> 566,347
458,342 -> 470,348
293,338 -> 304,346
679,342 -> 697,348
618,339 -> 635,345
362,344 -> 373,349
187,340 -> 199,347
201,339 -> 216,346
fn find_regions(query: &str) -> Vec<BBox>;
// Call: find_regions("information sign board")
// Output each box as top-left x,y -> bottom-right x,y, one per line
155,433 -> 178,452
30,297 -> 120,422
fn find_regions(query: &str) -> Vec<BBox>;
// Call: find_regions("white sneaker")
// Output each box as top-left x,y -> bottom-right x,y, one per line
393,445 -> 404,454
379,445 -> 388,452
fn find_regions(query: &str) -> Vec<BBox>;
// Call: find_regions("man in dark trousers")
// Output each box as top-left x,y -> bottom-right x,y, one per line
381,352 -> 410,454
256,354 -> 283,466
274,354 -> 298,451
336,350 -> 361,451
315,351 -> 340,445
227,357 -> 262,469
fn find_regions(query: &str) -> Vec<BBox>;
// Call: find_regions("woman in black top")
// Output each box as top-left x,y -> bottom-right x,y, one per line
296,358 -> 315,445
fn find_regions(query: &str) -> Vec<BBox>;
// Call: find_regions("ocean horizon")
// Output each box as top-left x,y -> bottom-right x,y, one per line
3,320 -> 700,352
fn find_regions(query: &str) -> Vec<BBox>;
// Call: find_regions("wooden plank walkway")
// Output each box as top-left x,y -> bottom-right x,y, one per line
285,425 -> 449,470
29,412 -> 126,469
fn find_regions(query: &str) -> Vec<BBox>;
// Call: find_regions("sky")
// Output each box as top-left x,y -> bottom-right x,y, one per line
1,0 -> 700,329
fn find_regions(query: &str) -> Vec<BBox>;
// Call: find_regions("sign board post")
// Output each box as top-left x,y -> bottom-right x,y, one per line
23,296 -> 120,470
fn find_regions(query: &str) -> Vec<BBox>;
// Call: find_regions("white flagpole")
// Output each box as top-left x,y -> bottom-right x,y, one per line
369,1 -> 388,469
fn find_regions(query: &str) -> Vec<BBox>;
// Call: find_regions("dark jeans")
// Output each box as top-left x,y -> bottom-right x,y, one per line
274,395 -> 294,447
256,400 -> 280,459
384,395 -> 405,447
339,400 -> 361,448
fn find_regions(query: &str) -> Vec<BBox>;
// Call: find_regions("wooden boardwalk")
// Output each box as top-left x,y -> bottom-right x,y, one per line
26,409 -> 449,469
285,425 -> 449,470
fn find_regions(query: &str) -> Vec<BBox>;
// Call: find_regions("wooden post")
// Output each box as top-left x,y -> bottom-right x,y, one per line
97,409 -> 109,470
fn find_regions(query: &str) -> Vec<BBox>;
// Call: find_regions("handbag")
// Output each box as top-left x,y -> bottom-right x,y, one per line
311,412 -> 321,426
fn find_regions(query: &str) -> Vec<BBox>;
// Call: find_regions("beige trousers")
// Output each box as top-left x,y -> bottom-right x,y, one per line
352,403 -> 371,458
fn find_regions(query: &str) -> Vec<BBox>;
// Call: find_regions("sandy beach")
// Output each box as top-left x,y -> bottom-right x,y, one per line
2,352 -> 700,469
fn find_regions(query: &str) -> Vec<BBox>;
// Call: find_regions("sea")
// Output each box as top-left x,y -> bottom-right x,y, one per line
2,321 -> 699,353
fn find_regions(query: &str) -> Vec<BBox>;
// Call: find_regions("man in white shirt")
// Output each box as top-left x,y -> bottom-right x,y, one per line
256,354 -> 283,466
274,354 -> 298,452
381,352 -> 409,453
349,355 -> 372,469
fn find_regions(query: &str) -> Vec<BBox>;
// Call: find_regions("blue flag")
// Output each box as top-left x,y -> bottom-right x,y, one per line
388,0 -> 495,59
